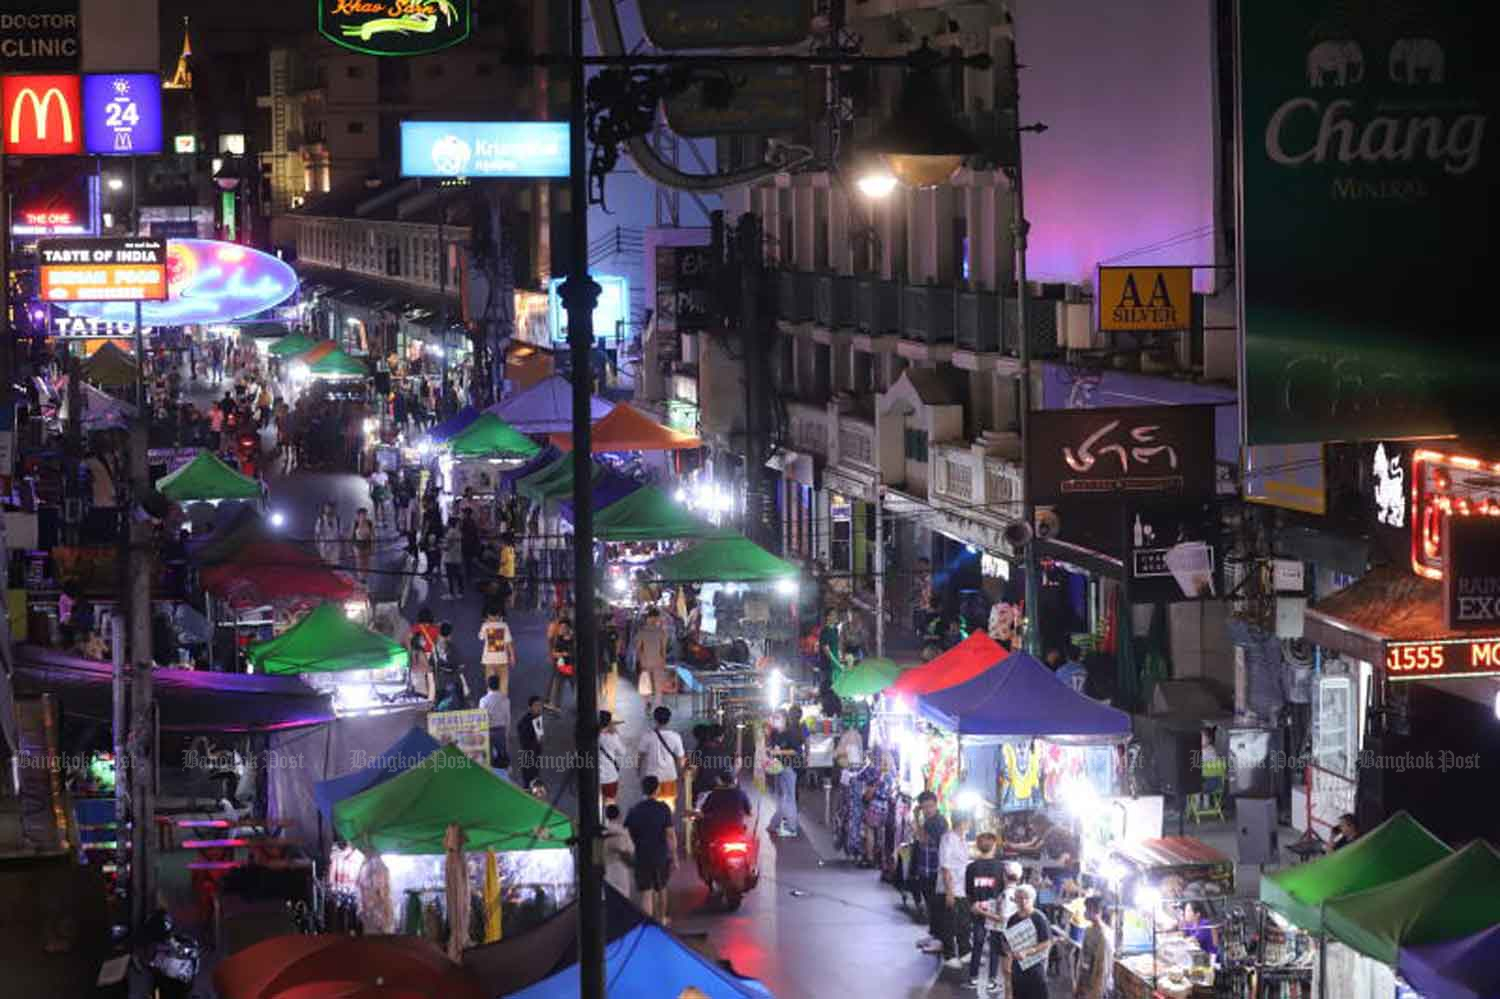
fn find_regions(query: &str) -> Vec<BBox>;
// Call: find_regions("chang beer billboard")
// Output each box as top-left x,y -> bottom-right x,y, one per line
1239,0 -> 1494,445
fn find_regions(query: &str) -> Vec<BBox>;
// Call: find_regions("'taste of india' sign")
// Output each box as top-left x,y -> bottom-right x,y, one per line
39,237 -> 168,303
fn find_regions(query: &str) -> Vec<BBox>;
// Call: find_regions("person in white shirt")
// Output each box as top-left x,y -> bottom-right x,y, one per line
478,675 -> 510,768
598,711 -> 627,803
636,705 -> 686,812
478,611 -> 515,694
939,815 -> 974,969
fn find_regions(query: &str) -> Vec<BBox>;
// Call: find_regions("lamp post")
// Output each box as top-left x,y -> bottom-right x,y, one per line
549,20 -> 991,997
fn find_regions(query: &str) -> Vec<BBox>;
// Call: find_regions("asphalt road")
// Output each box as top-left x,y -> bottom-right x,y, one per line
261,463 -> 1070,999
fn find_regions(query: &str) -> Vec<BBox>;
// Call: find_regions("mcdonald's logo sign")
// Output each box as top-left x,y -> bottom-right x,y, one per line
2,74 -> 81,154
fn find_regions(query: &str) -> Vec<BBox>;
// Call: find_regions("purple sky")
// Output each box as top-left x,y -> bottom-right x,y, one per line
1014,0 -> 1217,289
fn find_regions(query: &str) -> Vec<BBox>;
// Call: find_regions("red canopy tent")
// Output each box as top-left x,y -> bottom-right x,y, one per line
549,402 -> 701,452
201,541 -> 359,607
888,631 -> 1009,697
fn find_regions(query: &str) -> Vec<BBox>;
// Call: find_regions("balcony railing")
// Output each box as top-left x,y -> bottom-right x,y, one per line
835,415 -> 875,469
902,285 -> 957,344
855,277 -> 900,335
957,289 -> 1001,352
930,443 -> 1025,522
777,270 -> 815,322
785,399 -> 829,456
814,273 -> 857,328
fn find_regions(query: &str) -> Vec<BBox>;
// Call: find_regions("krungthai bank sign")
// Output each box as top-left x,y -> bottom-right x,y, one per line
2,73 -> 81,154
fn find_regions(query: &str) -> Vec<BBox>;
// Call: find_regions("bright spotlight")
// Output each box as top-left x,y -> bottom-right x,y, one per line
269,511 -> 286,528
775,578 -> 797,598
855,171 -> 898,199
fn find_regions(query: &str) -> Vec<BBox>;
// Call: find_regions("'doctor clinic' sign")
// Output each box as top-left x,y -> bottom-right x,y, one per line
1239,0 -> 1494,445
399,121 -> 569,178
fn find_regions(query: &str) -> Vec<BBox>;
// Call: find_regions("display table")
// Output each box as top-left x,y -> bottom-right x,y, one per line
1115,955 -> 1215,999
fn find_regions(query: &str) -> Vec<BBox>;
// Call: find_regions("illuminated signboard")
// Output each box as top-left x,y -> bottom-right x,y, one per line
547,274 -> 628,344
1384,637 -> 1500,682
11,165 -> 92,236
1443,515 -> 1500,631
59,239 -> 297,326
1098,266 -> 1194,332
81,73 -> 162,155
400,121 -> 569,178
320,0 -> 471,57
0,4 -> 81,72
1411,448 -> 1500,580
174,133 -> 195,153
2,73 -> 81,154
39,237 -> 167,303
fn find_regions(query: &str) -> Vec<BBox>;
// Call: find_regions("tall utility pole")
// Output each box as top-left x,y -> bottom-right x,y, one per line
561,0 -> 605,996
737,215 -> 774,553
1010,48 -> 1043,657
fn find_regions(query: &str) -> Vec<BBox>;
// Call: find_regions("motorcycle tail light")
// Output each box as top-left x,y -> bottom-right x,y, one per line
719,841 -> 749,854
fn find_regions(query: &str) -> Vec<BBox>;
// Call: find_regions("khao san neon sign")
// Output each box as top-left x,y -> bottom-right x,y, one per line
1411,448 -> 1500,581
319,0 -> 471,57
59,239 -> 298,327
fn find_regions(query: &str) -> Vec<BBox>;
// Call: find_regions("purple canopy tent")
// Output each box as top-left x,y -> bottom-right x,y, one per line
557,469 -> 644,523
916,651 -> 1132,738
487,375 -> 611,435
1400,924 -> 1500,999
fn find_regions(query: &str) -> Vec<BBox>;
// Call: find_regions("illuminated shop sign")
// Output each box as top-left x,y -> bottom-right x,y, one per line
547,274 -> 628,344
1443,515 -> 1500,631
320,0 -> 471,57
11,168 -> 92,236
1385,637 -> 1500,682
0,6 -> 81,72
1411,448 -> 1500,580
2,73 -> 81,154
59,239 -> 297,326
81,73 -> 162,155
1097,266 -> 1193,332
400,121 -> 569,178
39,237 -> 167,302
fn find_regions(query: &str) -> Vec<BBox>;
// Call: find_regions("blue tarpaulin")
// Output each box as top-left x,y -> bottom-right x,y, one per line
500,444 -> 562,490
428,405 -> 482,443
511,922 -> 774,999
312,726 -> 442,822
917,651 -> 1132,738
1400,925 -> 1500,999
558,469 -> 644,523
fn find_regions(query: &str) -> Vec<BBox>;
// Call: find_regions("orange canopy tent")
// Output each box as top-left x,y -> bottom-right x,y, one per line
888,631 -> 1009,697
549,402 -> 701,452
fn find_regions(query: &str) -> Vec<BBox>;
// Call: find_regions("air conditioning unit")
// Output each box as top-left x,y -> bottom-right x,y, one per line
1060,301 -> 1094,350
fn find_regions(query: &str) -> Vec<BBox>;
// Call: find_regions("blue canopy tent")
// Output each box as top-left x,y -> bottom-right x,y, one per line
511,921 -> 774,999
500,444 -> 562,491
917,651 -> 1131,738
427,404 -> 482,443
558,469 -> 645,523
312,726 -> 441,822
1399,924 -> 1500,999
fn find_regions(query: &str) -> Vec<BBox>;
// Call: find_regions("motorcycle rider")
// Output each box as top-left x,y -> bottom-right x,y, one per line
693,769 -> 753,877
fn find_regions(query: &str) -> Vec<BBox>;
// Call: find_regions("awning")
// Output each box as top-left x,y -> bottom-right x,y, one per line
448,413 -> 542,461
648,536 -> 799,585
307,347 -> 369,379
488,374 -> 611,435
246,603 -> 408,675
916,651 -> 1132,738
1303,567 -> 1483,667
13,646 -> 334,732
889,631 -> 1008,697
592,486 -> 731,542
157,450 -> 263,503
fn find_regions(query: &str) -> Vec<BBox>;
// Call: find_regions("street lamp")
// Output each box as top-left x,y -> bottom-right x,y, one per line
854,169 -> 898,199
865,56 -> 980,188
106,176 -> 125,192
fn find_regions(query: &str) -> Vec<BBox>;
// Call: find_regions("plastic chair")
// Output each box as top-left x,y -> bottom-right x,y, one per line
1187,758 -> 1227,823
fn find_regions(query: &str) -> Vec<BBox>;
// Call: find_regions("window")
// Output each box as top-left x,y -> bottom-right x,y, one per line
904,426 -> 929,463
347,120 -> 365,134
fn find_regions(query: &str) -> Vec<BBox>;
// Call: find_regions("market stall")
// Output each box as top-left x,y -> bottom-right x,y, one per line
1105,837 -> 1237,999
592,485 -> 728,542
487,374 -> 610,435
314,726 -> 441,823
156,450 -> 265,518
549,401 -> 702,454
266,332 -> 318,358
214,933 -> 486,999
306,346 -> 369,381
512,920 -> 774,999
428,404 -> 483,444
245,602 -> 410,713
1320,841 -> 1500,999
1398,924 -> 1500,999
330,744 -> 575,952
443,413 -> 543,500
888,631 -> 1009,699
81,340 -> 138,389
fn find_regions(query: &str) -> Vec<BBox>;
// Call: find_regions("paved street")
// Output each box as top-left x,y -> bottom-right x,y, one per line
254,456 -> 1072,999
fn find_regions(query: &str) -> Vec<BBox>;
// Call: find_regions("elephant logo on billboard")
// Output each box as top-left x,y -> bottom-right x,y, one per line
1306,40 -> 1364,87
1389,37 -> 1444,84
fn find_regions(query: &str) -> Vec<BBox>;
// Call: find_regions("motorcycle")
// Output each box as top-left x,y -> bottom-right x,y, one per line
692,819 -> 759,911
139,909 -> 201,999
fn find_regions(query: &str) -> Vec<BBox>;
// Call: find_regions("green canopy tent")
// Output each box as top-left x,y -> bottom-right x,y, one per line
516,453 -> 603,503
82,341 -> 138,388
245,603 -> 408,675
1259,811 -> 1451,933
1322,840 -> 1500,965
592,485 -> 730,542
449,413 -> 542,461
832,657 -> 906,699
156,450 -> 264,503
333,744 -> 573,854
307,347 -> 369,379
648,536 -> 799,584
267,332 -> 318,357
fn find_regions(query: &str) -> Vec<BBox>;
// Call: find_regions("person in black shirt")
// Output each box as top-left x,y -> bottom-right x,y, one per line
625,776 -> 678,923
697,770 -> 753,842
1005,883 -> 1053,999
966,831 -> 1007,986
516,696 -> 545,787
914,791 -> 949,954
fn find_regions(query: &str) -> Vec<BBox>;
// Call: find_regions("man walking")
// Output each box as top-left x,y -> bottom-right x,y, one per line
479,675 -> 510,769
624,776 -> 677,924
637,706 -> 685,813
516,696 -> 545,788
914,791 -> 949,956
1076,895 -> 1113,999
966,831 -> 1007,993
478,609 -> 515,694
633,608 -> 671,710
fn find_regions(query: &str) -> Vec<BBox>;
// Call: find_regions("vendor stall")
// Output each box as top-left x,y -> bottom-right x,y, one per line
549,401 -> 701,454
1106,837 -> 1236,999
592,486 -> 728,542
512,921 -> 773,999
156,450 -> 265,506
245,602 -> 410,713
266,332 -> 319,358
81,340 -> 138,388
888,631 -> 1009,698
